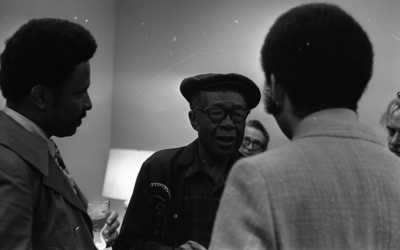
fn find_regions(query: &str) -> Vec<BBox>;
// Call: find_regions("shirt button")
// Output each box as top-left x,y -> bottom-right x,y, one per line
75,226 -> 80,235
173,214 -> 178,219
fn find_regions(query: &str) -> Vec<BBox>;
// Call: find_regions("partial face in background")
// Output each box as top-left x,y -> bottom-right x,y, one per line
239,126 -> 268,157
48,61 -> 93,137
387,109 -> 400,157
190,90 -> 247,158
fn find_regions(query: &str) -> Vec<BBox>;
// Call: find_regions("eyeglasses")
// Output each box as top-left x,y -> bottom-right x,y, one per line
192,106 -> 250,123
242,137 -> 264,151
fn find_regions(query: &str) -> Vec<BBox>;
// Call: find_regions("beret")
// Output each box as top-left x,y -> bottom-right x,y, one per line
180,73 -> 261,109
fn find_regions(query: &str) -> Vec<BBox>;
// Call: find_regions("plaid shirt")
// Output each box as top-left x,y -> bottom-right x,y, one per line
183,154 -> 231,248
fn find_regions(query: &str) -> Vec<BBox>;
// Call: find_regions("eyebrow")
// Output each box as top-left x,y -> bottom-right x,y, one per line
244,137 -> 262,142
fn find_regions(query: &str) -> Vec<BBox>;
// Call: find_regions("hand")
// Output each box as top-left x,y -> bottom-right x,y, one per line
102,210 -> 120,247
175,240 -> 207,250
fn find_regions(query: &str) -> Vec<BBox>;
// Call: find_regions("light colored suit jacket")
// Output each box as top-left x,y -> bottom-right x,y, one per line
0,111 -> 96,250
210,109 -> 400,250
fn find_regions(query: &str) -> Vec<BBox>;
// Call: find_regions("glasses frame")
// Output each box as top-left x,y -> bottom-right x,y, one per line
242,137 -> 264,151
192,106 -> 250,123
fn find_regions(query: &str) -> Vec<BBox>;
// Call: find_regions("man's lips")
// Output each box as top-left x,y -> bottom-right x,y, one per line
76,113 -> 86,126
215,136 -> 236,145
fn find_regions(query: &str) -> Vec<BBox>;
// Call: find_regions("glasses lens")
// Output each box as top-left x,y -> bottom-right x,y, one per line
208,108 -> 226,122
242,137 -> 251,146
230,109 -> 247,123
206,108 -> 248,123
252,141 -> 263,150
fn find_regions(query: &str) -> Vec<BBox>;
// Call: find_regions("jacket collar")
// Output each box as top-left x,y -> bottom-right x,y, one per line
178,139 -> 243,169
0,111 -> 87,213
293,108 -> 382,146
0,111 -> 49,176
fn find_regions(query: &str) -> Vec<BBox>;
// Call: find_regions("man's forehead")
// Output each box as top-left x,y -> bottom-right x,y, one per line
246,126 -> 267,138
389,109 -> 400,125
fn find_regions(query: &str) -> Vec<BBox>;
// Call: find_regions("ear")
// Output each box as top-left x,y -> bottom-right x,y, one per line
270,74 -> 285,106
189,110 -> 199,131
30,85 -> 53,110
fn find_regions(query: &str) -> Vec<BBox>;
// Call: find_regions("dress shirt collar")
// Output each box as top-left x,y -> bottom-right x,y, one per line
185,142 -> 236,184
185,142 -> 206,177
185,151 -> 205,178
3,106 -> 55,156
177,139 -> 243,177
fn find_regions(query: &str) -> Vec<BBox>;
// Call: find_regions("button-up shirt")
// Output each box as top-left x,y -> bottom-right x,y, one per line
183,152 -> 231,248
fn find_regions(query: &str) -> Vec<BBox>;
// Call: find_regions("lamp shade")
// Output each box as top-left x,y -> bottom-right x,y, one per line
102,148 -> 154,200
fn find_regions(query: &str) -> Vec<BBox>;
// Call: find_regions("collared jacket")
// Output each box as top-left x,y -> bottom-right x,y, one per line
114,139 -> 242,250
210,109 -> 400,250
0,111 -> 96,250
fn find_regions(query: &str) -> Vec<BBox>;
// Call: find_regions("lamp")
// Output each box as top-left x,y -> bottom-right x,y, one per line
102,148 -> 154,207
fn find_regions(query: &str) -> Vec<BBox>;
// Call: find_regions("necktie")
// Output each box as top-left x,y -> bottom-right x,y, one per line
53,141 -> 77,194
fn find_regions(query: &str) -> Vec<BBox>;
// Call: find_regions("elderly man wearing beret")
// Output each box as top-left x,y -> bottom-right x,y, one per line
114,73 -> 261,250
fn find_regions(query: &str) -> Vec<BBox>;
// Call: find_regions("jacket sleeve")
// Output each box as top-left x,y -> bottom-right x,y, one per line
113,160 -> 175,250
0,154 -> 36,250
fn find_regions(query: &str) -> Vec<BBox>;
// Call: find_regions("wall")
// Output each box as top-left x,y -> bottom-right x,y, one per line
0,0 -> 117,211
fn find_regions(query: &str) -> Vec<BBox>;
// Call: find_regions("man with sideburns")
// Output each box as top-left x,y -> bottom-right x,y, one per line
0,18 -> 119,249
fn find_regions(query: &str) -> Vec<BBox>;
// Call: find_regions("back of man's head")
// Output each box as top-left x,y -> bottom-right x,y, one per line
0,18 -> 97,102
261,3 -> 373,117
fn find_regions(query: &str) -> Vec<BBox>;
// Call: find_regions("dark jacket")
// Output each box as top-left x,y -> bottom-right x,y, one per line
114,139 -> 242,250
0,111 -> 95,250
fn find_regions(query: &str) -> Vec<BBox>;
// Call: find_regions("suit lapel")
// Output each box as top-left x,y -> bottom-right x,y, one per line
42,152 -> 88,214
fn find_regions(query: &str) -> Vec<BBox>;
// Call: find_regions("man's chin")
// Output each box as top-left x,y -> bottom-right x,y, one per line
53,128 -> 78,138
238,149 -> 250,156
390,148 -> 400,157
242,152 -> 252,157
212,147 -> 238,158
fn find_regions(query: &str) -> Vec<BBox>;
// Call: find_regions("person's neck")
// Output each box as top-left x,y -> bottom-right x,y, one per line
7,101 -> 36,121
197,141 -> 230,173
6,101 -> 50,137
273,95 -> 302,140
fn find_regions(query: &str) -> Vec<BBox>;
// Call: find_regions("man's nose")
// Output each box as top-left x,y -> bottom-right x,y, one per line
220,114 -> 236,129
84,94 -> 93,111
245,142 -> 254,149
